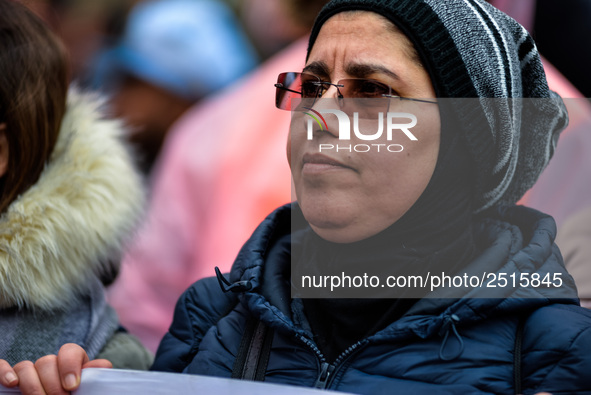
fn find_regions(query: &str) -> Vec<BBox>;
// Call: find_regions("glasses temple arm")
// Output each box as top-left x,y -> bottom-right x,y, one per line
383,94 -> 437,104
274,83 -> 302,95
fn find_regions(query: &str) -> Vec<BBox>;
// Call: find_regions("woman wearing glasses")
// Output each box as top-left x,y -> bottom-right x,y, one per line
3,0 -> 590,393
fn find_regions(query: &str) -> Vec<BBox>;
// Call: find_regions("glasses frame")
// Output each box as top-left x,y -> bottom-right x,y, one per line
274,72 -> 437,111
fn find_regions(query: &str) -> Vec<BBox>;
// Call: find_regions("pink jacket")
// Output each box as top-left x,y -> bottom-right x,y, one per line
108,38 -> 306,352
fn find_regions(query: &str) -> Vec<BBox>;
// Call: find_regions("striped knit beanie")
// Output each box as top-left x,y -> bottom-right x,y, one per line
307,0 -> 569,212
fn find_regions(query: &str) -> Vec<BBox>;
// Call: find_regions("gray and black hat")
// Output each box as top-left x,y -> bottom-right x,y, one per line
307,0 -> 568,211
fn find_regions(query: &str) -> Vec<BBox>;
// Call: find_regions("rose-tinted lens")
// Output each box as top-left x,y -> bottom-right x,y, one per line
276,72 -> 301,110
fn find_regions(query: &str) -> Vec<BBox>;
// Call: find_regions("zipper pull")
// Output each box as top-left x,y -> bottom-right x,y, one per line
314,362 -> 335,389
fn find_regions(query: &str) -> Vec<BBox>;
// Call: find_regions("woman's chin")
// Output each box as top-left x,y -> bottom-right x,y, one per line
309,225 -> 360,243
302,208 -> 355,243
306,217 -> 378,244
300,202 -> 388,243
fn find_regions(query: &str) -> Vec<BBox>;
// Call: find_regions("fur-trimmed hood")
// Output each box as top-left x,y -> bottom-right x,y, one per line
0,88 -> 145,310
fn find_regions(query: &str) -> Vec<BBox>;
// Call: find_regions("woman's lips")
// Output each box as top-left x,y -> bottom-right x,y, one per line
302,153 -> 354,173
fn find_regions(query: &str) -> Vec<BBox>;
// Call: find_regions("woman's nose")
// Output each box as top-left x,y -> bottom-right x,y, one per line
314,84 -> 345,115
318,83 -> 343,100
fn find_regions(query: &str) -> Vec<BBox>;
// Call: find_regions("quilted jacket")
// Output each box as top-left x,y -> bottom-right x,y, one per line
153,204 -> 591,394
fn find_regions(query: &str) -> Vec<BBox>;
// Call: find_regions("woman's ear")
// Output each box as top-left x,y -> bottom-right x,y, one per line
0,123 -> 8,178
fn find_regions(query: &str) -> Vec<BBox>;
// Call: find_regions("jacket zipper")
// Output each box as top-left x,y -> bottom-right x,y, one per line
296,334 -> 368,390
314,362 -> 335,389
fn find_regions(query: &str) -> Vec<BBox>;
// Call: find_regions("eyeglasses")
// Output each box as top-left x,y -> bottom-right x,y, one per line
274,72 -> 437,113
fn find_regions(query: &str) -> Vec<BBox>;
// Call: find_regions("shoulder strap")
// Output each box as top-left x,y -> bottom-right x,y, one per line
232,317 -> 274,381
513,315 -> 526,395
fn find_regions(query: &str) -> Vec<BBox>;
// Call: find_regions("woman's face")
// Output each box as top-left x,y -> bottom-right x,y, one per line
288,11 -> 440,243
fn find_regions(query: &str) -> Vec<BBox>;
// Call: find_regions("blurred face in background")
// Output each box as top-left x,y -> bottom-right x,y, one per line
238,0 -> 328,59
111,75 -> 193,173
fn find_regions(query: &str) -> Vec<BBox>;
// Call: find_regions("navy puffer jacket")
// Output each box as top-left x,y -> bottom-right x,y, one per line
153,204 -> 591,394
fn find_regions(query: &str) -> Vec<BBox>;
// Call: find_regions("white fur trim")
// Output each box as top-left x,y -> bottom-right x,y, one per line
0,88 -> 145,310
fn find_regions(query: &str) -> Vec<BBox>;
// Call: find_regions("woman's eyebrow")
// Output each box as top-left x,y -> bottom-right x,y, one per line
302,61 -> 401,81
345,63 -> 401,81
302,61 -> 330,77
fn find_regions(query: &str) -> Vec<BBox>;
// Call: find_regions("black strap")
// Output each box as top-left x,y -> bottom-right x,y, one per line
513,316 -> 525,395
232,318 -> 274,381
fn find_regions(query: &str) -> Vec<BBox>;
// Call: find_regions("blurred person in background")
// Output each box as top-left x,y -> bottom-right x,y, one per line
108,0 -> 327,352
0,0 -> 150,370
23,0 -> 138,82
92,0 -> 258,174
235,0 -> 321,61
558,206 -> 591,310
534,0 -> 591,98
489,0 -> 591,98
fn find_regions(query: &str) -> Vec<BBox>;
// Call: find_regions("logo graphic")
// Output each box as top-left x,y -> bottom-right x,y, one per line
304,109 -> 418,141
303,107 -> 328,131
300,107 -> 420,153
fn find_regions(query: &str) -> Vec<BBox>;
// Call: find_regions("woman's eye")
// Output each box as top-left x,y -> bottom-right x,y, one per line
301,82 -> 319,98
355,81 -> 390,98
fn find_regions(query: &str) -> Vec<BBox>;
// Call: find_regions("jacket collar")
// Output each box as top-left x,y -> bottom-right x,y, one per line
0,88 -> 144,310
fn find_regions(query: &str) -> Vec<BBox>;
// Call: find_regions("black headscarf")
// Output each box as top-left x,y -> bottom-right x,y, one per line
296,110 -> 477,361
